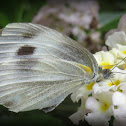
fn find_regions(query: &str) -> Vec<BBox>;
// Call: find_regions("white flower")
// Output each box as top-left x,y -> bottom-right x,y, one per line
72,26 -> 86,43
117,44 -> 126,55
110,48 -> 120,58
69,107 -> 87,125
112,90 -> 126,126
85,91 -> 113,126
93,67 -> 126,94
93,80 -> 115,94
110,44 -> 126,60
105,14 -> 126,40
106,31 -> 126,48
120,83 -> 126,92
69,96 -> 89,125
70,82 -> 95,124
94,51 -> 115,69
71,82 -> 95,103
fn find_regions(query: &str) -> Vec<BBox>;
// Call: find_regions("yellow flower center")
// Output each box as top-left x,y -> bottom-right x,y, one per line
122,50 -> 126,54
108,80 -> 121,86
100,62 -> 114,69
86,82 -> 95,90
100,101 -> 109,112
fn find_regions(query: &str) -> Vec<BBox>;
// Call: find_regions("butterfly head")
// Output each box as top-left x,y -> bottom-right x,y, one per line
95,67 -> 112,83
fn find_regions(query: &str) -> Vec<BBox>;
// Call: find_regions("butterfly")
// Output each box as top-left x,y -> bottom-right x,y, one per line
0,23 -> 110,113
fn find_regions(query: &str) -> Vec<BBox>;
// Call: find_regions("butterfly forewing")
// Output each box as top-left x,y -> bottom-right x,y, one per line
0,23 -> 97,112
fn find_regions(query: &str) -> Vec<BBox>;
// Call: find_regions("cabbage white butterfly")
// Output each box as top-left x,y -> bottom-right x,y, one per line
0,23 -> 110,113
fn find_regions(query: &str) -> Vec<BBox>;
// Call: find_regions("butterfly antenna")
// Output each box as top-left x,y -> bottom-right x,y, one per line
110,78 -> 114,85
111,56 -> 126,71
104,56 -> 126,78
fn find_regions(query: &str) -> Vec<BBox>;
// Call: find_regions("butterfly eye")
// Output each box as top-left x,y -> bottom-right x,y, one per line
103,69 -> 111,79
103,69 -> 109,74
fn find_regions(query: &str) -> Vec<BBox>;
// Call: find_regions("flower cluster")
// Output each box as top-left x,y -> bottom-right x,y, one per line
69,14 -> 126,126
32,0 -> 101,53
32,0 -> 99,31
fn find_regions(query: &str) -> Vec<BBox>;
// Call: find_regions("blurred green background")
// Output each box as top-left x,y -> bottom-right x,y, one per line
0,0 -> 126,126
0,0 -> 125,34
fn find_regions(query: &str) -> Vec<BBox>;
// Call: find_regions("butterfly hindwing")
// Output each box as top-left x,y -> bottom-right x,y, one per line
0,23 -> 95,112
0,58 -> 87,112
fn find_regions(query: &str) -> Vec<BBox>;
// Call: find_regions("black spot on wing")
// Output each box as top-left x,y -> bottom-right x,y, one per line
17,45 -> 36,55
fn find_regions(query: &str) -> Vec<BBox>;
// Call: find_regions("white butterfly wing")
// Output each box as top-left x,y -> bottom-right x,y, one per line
0,23 -> 96,112
0,58 -> 87,112
0,23 -> 98,72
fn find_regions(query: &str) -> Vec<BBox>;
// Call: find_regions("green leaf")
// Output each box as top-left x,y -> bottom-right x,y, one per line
0,13 -> 9,28
20,0 -> 47,22
99,12 -> 124,26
